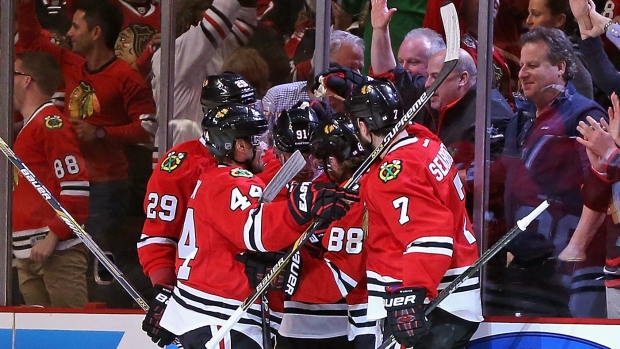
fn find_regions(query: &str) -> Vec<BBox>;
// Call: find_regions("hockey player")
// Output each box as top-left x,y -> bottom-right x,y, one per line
156,103 -> 357,349
139,73 -> 256,347
12,51 -> 90,308
273,117 -> 375,349
344,79 -> 483,349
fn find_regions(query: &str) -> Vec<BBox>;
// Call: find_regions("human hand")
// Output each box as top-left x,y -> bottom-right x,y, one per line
370,0 -> 397,31
30,232 -> 59,263
70,119 -> 97,142
608,92 -> 620,142
558,243 -> 586,262
576,115 -> 617,172
570,0 -> 593,31
576,0 -> 609,39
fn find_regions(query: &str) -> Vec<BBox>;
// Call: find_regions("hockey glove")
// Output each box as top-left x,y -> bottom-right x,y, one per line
304,232 -> 328,259
288,182 -> 359,225
383,286 -> 431,348
313,67 -> 365,100
142,285 -> 176,348
235,251 -> 287,289
310,182 -> 359,224
292,99 -> 335,121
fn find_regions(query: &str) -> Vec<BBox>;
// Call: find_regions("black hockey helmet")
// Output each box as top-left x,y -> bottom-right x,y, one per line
272,106 -> 319,153
202,103 -> 268,157
344,78 -> 403,132
201,71 -> 256,109
311,117 -> 364,163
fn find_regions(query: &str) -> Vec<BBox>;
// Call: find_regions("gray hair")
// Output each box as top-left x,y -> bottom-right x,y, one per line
403,28 -> 446,59
455,48 -> 477,85
329,30 -> 365,57
520,27 -> 577,81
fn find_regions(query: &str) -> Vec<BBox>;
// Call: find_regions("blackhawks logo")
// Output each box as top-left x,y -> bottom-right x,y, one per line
360,84 -> 374,95
230,168 -> 254,178
114,23 -> 156,68
68,81 -> 101,119
378,159 -> 402,183
44,115 -> 63,130
324,124 -> 336,134
215,108 -> 230,118
160,151 -> 186,173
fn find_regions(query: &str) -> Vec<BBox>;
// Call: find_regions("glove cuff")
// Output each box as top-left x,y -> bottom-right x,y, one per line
384,286 -> 426,310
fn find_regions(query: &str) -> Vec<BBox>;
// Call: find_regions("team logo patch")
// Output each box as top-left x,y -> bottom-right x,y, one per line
160,151 -> 186,173
68,80 -> 100,119
215,108 -> 230,118
324,124 -> 336,134
462,34 -> 476,49
360,84 -> 374,95
378,159 -> 402,183
230,168 -> 254,178
44,115 -> 63,130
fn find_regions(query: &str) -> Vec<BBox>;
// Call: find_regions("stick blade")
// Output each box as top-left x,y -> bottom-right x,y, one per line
440,2 -> 460,62
260,150 -> 306,203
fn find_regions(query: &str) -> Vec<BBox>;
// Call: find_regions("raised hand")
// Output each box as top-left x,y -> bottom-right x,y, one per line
574,0 -> 609,39
576,115 -> 617,172
569,0 -> 593,31
370,0 -> 397,31
608,92 -> 620,143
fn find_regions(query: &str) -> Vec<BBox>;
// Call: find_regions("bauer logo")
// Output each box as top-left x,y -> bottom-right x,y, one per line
469,331 -> 609,349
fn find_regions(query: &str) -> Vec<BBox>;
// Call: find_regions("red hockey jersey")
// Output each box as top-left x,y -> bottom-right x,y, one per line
138,138 -> 217,286
18,1 -> 157,183
159,165 -> 309,338
361,135 -> 483,323
12,103 -> 89,259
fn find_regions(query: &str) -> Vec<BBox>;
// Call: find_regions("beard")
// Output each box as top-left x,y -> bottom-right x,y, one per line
359,136 -> 375,154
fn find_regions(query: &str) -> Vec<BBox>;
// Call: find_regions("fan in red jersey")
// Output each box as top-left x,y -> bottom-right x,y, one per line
12,51 -> 90,308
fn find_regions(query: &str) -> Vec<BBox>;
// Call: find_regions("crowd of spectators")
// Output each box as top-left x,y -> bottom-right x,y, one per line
4,0 -> 620,325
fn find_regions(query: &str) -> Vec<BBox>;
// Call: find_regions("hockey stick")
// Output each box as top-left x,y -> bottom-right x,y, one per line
0,136 -> 151,311
260,150 -> 305,203
0,135 -> 305,348
258,150 -> 305,349
204,4 -> 461,349
375,200 -> 551,349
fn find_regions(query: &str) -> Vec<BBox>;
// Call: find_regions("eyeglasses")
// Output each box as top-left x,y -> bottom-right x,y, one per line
14,71 -> 34,81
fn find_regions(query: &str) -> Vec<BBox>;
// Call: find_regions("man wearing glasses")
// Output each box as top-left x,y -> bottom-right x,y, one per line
12,51 -> 90,308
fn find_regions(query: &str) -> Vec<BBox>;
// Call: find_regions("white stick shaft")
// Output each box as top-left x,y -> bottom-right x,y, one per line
205,307 -> 245,349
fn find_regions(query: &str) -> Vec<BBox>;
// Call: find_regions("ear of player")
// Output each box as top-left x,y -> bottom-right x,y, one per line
142,284 -> 177,348
287,181 -> 360,227
383,286 -> 432,348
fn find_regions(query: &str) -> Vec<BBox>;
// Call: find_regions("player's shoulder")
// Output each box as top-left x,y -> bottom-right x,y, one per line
157,142 -> 215,177
29,104 -> 70,133
369,136 -> 440,186
200,165 -> 263,185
